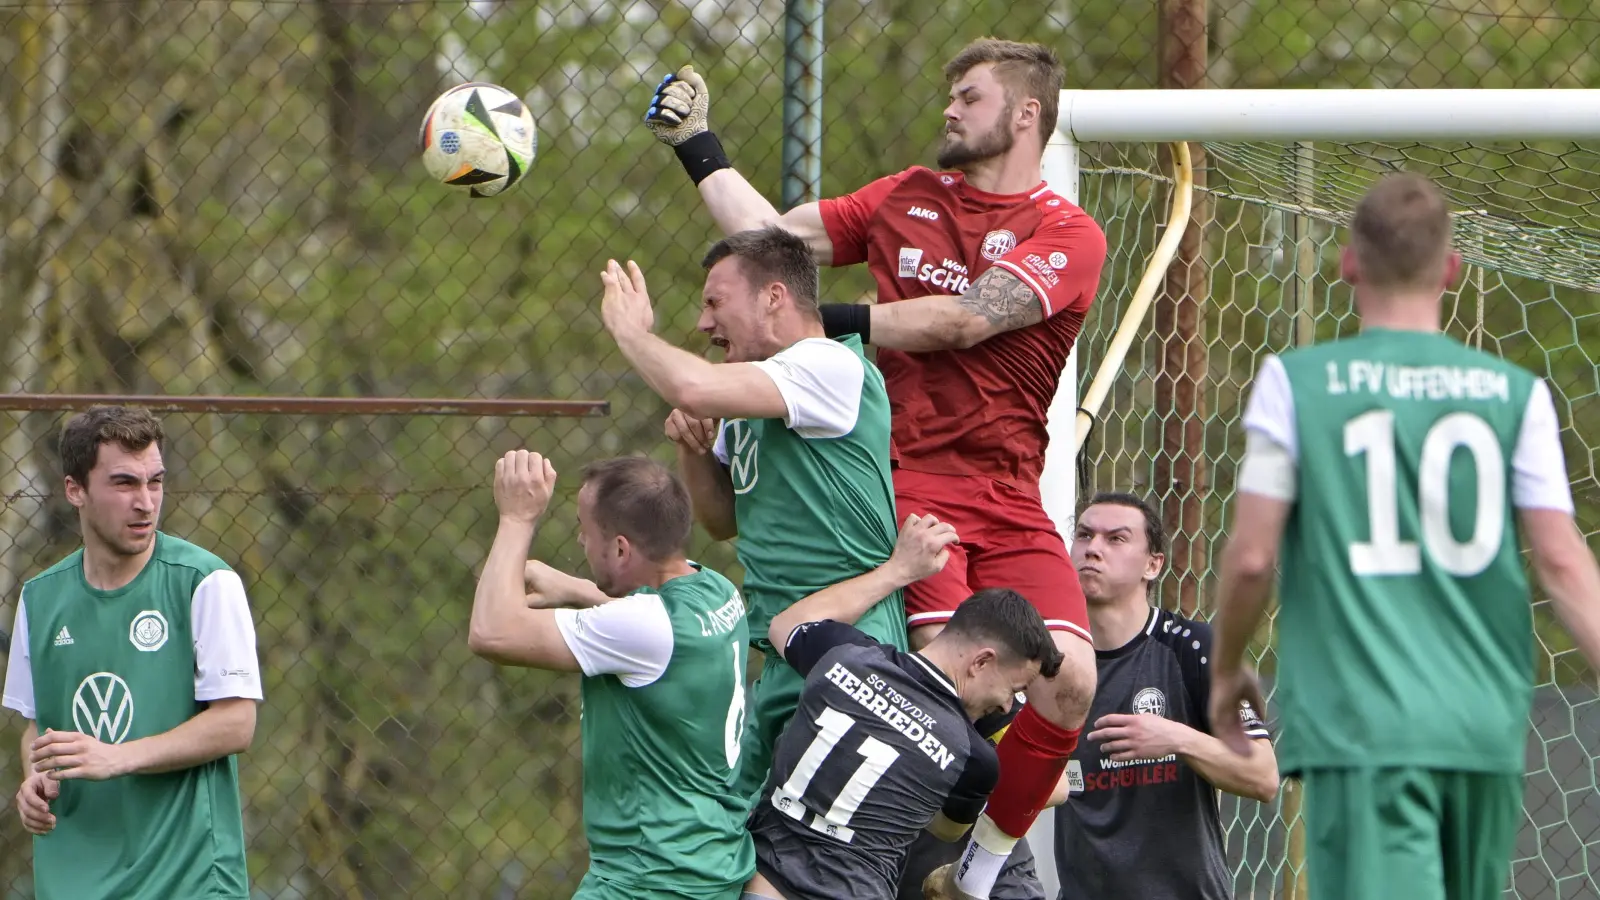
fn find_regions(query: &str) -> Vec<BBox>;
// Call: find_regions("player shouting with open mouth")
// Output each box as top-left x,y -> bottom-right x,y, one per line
646,37 -> 1108,900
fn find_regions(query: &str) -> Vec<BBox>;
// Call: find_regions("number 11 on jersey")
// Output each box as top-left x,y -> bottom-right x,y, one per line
770,707 -> 901,844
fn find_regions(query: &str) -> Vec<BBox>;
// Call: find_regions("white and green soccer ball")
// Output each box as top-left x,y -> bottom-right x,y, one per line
419,82 -> 536,197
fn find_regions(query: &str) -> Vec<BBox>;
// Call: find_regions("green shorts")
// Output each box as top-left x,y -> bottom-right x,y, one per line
574,871 -> 743,900
1302,767 -> 1523,900
732,598 -> 907,807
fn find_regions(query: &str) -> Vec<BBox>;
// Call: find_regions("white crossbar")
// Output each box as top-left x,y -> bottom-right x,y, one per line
1057,89 -> 1600,142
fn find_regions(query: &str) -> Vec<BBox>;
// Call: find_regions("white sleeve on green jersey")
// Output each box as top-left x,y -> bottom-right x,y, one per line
749,337 -> 866,438
1512,378 -> 1574,512
1,597 -> 33,719
192,570 -> 264,702
1241,355 -> 1297,458
1238,355 -> 1299,500
553,593 -> 674,688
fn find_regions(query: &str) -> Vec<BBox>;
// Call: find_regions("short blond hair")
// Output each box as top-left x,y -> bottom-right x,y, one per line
944,39 -> 1066,139
1350,173 -> 1454,289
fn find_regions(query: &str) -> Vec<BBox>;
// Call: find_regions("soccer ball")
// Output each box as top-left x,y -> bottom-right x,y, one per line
419,82 -> 537,198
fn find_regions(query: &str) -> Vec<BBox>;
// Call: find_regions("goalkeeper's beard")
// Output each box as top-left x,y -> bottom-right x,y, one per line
936,114 -> 1015,171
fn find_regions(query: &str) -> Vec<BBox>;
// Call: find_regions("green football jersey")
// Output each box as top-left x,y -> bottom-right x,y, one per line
576,564 -> 756,894
1255,329 -> 1559,774
16,533 -> 256,900
715,334 -> 907,652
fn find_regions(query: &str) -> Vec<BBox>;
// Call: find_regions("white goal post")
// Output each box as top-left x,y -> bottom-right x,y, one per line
1038,87 -> 1600,538
1031,88 -> 1600,899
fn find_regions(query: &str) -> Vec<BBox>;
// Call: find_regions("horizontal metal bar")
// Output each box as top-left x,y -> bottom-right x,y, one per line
1058,89 -> 1600,142
0,394 -> 610,417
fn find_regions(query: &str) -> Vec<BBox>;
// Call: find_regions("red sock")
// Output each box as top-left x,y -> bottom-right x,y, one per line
984,703 -> 1080,838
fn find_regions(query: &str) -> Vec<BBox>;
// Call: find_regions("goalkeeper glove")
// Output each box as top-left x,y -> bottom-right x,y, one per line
645,65 -> 732,186
644,64 -> 709,145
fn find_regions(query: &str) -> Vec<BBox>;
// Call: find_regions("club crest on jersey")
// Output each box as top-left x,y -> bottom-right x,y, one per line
72,672 -> 134,744
725,419 -> 759,495
980,229 -> 1017,261
130,609 -> 169,652
1132,687 -> 1167,718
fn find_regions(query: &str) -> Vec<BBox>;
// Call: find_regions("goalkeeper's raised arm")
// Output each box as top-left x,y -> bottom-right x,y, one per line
643,65 -> 836,264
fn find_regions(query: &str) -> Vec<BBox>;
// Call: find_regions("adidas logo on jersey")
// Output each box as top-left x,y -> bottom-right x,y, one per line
53,627 -> 73,647
906,205 -> 940,221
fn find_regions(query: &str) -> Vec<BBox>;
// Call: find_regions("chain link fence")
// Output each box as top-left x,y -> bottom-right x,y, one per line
1,1 -> 1598,897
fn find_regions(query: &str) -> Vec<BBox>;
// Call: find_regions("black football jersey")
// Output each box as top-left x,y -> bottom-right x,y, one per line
749,620 -> 1000,900
1054,608 -> 1270,900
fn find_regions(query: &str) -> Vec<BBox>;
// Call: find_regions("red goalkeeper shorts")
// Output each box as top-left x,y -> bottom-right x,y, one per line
894,467 -> 1092,644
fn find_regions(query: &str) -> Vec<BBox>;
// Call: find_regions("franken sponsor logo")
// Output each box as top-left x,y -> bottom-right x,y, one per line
822,661 -> 956,770
1325,361 -> 1510,403
696,591 -> 747,637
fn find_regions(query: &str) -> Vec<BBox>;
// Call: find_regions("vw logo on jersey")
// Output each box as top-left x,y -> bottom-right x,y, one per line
129,609 -> 169,652
981,229 -> 1017,261
1132,687 -> 1167,718
725,419 -> 759,495
72,672 -> 134,744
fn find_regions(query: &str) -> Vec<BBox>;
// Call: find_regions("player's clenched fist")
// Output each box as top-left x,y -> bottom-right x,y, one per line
494,449 -> 557,525
887,513 -> 959,584
643,64 -> 709,146
664,408 -> 717,455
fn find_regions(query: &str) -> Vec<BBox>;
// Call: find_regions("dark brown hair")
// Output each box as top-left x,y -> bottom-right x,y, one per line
702,225 -> 820,314
59,405 -> 164,486
1083,491 -> 1167,557
1350,173 -> 1454,289
945,588 -> 1064,678
579,456 -> 693,562
944,39 -> 1067,140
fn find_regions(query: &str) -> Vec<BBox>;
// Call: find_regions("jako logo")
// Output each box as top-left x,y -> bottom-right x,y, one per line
907,206 -> 940,221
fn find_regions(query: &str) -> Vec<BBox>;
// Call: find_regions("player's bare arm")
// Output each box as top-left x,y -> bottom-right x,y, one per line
643,65 -> 835,263
522,560 -> 612,610
1522,508 -> 1600,675
16,720 -> 59,835
599,259 -> 789,420
1088,712 -> 1279,802
665,409 -> 738,541
768,514 -> 957,654
32,697 -> 257,782
1208,490 -> 1287,757
862,267 -> 1045,353
467,450 -> 582,672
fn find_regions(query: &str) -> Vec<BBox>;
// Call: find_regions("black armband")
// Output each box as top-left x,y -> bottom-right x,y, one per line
819,303 -> 871,343
673,130 -> 733,186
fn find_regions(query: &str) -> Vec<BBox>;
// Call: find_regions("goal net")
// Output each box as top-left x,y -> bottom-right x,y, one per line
1051,101 -> 1599,899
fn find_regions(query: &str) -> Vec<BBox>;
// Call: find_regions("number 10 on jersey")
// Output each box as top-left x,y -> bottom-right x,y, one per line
770,707 -> 901,844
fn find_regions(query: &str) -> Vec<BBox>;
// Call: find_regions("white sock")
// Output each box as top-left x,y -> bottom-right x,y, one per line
952,815 -> 1017,899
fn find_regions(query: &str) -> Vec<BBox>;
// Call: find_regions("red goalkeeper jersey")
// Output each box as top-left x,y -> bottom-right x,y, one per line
818,167 -> 1108,488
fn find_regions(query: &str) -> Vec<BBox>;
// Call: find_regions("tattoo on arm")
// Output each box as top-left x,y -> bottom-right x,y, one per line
959,268 -> 1045,333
